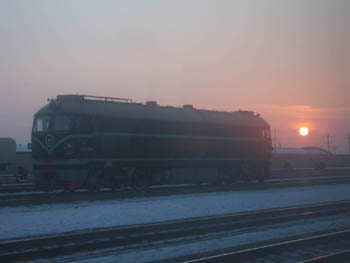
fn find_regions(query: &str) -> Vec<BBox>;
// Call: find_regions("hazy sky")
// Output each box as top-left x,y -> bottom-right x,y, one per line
1,0 -> 349,153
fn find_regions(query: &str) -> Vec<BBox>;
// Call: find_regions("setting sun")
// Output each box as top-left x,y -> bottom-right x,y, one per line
299,127 -> 309,136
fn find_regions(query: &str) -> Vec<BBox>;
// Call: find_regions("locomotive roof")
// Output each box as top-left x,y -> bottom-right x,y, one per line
35,95 -> 270,128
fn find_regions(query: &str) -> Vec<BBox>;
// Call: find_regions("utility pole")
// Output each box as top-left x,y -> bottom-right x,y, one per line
326,134 -> 330,153
273,128 -> 276,149
348,133 -> 350,156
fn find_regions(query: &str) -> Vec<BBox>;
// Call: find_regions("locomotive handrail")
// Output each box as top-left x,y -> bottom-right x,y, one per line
82,95 -> 133,103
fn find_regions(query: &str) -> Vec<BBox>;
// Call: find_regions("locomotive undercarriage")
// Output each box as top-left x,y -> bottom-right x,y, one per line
34,160 -> 269,191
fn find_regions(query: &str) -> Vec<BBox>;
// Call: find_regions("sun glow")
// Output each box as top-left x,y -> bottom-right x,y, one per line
299,127 -> 309,136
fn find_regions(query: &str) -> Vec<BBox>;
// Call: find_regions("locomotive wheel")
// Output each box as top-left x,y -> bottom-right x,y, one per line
226,168 -> 237,185
110,167 -> 128,191
257,165 -> 269,183
111,175 -> 129,191
132,168 -> 151,188
257,174 -> 264,183
86,168 -> 104,192
232,166 -> 241,183
240,162 -> 255,182
218,168 -> 234,185
161,169 -> 173,185
215,168 -> 224,186
44,171 -> 58,191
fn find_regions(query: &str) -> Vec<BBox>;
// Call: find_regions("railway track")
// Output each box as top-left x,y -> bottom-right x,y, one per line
301,249 -> 350,263
0,184 -> 34,193
1,200 -> 350,262
183,229 -> 350,263
270,167 -> 350,178
2,167 -> 350,194
1,174 -> 350,206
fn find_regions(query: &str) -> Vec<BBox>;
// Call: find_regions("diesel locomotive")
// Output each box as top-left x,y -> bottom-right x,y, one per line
31,95 -> 272,190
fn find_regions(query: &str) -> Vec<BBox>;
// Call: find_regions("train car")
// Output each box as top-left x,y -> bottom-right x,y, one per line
31,95 -> 272,190
0,138 -> 16,172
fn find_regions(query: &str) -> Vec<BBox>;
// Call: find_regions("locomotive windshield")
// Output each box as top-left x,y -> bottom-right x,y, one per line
32,115 -> 51,132
33,115 -> 75,132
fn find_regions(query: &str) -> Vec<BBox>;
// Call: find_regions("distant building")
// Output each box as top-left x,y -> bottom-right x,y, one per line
271,146 -> 346,169
273,147 -> 332,155
0,138 -> 16,171
16,143 -> 32,173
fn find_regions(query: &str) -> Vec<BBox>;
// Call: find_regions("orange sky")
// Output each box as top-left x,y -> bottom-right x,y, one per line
0,0 -> 349,153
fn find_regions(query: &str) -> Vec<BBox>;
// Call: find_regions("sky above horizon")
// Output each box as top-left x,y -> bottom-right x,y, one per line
1,0 -> 349,153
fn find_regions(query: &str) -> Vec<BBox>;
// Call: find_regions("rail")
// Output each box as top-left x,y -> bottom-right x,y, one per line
301,250 -> 350,262
1,201 -> 350,262
1,174 -> 350,207
183,229 -> 350,263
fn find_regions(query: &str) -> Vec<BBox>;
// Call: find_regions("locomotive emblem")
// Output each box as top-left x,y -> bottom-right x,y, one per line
45,134 -> 54,148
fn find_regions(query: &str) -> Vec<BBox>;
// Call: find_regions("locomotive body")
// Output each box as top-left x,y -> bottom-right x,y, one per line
32,95 -> 272,190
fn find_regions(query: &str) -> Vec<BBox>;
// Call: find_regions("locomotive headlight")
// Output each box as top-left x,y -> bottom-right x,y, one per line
79,141 -> 95,153
64,142 -> 73,149
63,142 -> 74,154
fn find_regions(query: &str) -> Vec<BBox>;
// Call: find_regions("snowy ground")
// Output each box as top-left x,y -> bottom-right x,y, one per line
53,214 -> 350,263
1,183 -> 350,240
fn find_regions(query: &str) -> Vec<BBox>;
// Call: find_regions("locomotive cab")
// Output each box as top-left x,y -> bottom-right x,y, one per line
32,111 -> 85,189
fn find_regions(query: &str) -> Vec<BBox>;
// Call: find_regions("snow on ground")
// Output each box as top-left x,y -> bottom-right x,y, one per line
1,183 -> 350,240
65,214 -> 350,263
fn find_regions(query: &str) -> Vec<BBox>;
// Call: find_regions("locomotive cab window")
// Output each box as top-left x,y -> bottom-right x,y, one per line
33,116 -> 52,132
265,129 -> 271,139
54,115 -> 75,131
261,128 -> 271,139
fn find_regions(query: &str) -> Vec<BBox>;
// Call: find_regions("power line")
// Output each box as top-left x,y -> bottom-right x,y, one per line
326,134 -> 330,153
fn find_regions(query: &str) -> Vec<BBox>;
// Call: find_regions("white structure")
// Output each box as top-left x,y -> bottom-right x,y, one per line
273,147 -> 331,155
